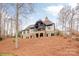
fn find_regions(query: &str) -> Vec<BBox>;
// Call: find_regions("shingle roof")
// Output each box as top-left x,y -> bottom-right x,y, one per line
20,16 -> 55,32
42,16 -> 53,25
26,25 -> 35,29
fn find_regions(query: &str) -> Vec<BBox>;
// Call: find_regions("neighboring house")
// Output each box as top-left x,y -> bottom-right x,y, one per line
20,16 -> 55,39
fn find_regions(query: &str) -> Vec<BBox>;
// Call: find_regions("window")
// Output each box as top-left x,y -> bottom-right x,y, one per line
48,26 -> 50,29
23,31 -> 25,34
26,37 -> 29,39
36,33 -> 38,38
40,33 -> 43,37
30,35 -> 32,38
51,33 -> 54,36
46,34 -> 48,37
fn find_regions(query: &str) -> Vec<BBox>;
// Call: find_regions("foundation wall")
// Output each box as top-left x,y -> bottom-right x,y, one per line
22,30 -> 55,39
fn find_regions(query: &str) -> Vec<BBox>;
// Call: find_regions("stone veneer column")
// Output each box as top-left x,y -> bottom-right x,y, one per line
38,32 -> 40,38
41,31 -> 45,37
29,34 -> 30,39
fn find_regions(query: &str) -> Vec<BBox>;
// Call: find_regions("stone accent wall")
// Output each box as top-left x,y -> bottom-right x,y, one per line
22,30 -> 55,39
20,21 -> 55,39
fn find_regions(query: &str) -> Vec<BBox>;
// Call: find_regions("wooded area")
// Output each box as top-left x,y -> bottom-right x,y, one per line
0,3 -> 34,48
0,3 -> 79,48
59,3 -> 79,37
0,3 -> 79,56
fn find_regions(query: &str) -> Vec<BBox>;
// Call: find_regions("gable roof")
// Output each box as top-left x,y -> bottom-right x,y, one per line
42,16 -> 53,25
26,25 -> 35,30
20,16 -> 55,32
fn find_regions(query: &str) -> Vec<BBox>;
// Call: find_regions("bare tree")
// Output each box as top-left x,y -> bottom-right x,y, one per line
59,5 -> 71,36
0,4 -> 8,38
15,3 -> 34,48
58,4 -> 79,37
0,4 -> 12,38
0,4 -> 3,38
0,10 -> 1,38
75,3 -> 79,32
68,8 -> 76,36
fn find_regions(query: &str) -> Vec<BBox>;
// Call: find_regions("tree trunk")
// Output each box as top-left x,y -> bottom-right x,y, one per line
3,18 -> 5,38
10,18 -> 13,37
0,13 -> 1,37
77,19 -> 79,32
70,20 -> 73,37
64,22 -> 67,36
15,3 -> 19,48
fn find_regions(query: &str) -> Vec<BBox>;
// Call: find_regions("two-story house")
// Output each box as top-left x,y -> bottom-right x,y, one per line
20,16 -> 55,39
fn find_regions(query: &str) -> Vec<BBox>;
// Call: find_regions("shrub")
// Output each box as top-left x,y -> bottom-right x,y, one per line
13,39 -> 16,43
0,37 -> 3,41
56,31 -> 60,36
51,33 -> 54,36
55,31 -> 63,36
75,37 -> 79,41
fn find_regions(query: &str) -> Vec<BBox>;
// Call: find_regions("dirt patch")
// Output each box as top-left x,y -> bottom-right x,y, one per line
0,36 -> 79,56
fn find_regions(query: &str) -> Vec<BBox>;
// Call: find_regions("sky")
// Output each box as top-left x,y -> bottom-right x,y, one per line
0,0 -> 79,35
22,3 -> 77,30
1,0 -> 79,3
2,3 -> 78,31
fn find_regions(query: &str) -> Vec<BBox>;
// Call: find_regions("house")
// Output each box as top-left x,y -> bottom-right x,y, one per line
20,16 -> 55,39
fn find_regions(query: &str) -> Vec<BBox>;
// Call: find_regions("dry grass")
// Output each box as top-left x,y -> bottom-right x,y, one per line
0,36 -> 79,56
0,53 -> 16,56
